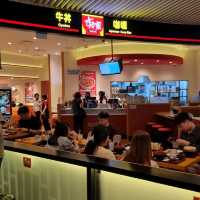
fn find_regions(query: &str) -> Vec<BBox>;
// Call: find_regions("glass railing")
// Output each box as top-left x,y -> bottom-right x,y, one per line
0,142 -> 199,200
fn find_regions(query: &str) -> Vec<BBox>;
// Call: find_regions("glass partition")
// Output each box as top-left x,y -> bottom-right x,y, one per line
99,171 -> 199,200
0,151 -> 87,200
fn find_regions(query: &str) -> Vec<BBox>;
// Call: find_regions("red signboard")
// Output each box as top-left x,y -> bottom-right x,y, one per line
82,14 -> 104,37
79,71 -> 96,96
25,82 -> 34,104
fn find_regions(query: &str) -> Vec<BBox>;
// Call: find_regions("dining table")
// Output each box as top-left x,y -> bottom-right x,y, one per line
157,155 -> 200,172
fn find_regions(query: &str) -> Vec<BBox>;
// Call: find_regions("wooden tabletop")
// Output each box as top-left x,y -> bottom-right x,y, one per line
158,156 -> 200,172
15,137 -> 39,145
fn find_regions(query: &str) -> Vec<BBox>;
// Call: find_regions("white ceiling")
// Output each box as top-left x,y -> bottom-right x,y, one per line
0,26 -> 199,58
11,0 -> 200,25
0,27 -> 107,56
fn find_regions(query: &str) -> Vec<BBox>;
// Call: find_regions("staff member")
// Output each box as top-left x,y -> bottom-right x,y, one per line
41,95 -> 51,131
17,106 -> 41,131
33,93 -> 41,120
72,92 -> 86,134
175,112 -> 200,150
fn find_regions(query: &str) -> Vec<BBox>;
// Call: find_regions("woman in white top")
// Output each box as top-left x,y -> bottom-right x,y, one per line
84,125 -> 116,160
123,130 -> 159,168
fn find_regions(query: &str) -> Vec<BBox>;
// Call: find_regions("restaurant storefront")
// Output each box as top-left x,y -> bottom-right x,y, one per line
0,1 -> 200,199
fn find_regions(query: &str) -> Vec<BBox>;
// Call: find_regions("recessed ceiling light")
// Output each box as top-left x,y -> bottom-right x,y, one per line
141,62 -> 144,65
134,59 -> 138,62
34,46 -> 39,50
55,52 -> 60,55
8,42 -> 12,45
169,61 -> 173,64
18,50 -> 22,53
33,37 -> 37,40
57,42 -> 61,46
156,59 -> 160,63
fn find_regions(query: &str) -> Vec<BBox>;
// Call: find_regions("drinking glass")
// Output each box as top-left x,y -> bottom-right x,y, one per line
113,134 -> 121,145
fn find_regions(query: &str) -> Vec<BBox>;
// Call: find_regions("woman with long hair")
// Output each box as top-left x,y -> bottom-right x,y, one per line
124,130 -> 158,167
84,125 -> 116,160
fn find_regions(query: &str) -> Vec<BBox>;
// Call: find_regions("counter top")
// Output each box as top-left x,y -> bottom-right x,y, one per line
4,140 -> 200,192
58,107 -> 128,115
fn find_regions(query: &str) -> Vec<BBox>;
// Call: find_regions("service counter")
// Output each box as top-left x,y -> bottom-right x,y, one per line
0,141 -> 199,200
57,103 -> 170,137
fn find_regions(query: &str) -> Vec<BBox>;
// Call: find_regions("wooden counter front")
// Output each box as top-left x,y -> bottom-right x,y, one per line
58,104 -> 170,137
127,103 -> 170,136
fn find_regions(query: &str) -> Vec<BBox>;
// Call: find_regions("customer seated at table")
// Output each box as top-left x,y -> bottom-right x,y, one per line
17,106 -> 41,131
97,111 -> 121,140
123,130 -> 158,168
175,112 -> 200,150
84,125 -> 116,160
48,121 -> 79,152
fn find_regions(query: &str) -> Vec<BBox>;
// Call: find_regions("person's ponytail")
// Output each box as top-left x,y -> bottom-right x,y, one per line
84,140 -> 97,155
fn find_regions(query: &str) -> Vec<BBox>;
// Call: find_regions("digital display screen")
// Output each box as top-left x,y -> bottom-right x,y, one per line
99,61 -> 122,75
0,89 -> 11,116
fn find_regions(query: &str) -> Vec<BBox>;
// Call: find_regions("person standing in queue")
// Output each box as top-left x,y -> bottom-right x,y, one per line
72,92 -> 86,134
33,93 -> 41,121
41,95 -> 51,132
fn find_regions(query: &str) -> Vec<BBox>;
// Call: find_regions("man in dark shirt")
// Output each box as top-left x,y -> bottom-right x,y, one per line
175,112 -> 200,150
18,106 -> 41,131
97,111 -> 118,140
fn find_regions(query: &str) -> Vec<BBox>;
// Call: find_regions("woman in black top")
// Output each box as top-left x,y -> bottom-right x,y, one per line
72,92 -> 86,134
41,95 -> 51,131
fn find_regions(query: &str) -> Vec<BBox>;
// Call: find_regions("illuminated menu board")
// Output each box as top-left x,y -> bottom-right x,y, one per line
2,1 -> 200,44
104,17 -> 133,36
104,16 -> 200,43
0,1 -> 81,34
82,14 -> 104,37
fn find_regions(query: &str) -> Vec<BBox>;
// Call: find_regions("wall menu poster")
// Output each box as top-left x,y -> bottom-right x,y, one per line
79,71 -> 96,96
25,82 -> 34,104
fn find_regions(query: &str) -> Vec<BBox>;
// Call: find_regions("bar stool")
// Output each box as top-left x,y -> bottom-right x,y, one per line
145,122 -> 157,133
